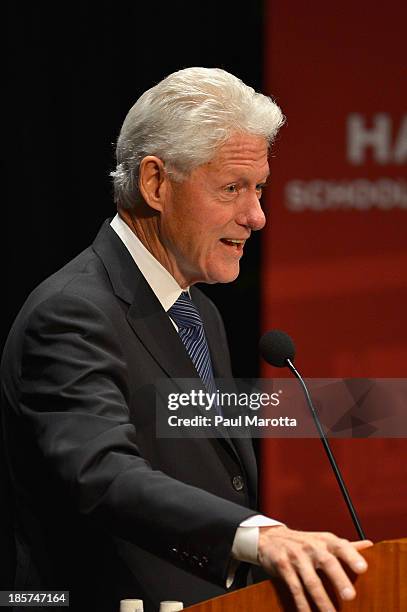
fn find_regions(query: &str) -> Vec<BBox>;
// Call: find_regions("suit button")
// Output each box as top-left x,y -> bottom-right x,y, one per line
232,475 -> 244,491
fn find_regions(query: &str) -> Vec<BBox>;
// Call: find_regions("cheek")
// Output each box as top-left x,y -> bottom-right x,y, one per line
166,194 -> 229,255
169,200 -> 206,239
169,219 -> 205,261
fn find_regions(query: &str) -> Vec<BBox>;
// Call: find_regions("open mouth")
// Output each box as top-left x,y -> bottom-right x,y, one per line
220,238 -> 245,251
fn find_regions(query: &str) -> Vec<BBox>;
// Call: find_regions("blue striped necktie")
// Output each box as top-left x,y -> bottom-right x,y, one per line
168,292 -> 217,396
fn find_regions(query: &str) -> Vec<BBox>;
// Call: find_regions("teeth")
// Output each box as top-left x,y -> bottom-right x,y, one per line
225,239 -> 244,244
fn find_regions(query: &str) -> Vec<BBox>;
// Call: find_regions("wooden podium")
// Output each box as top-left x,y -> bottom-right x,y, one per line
185,538 -> 406,611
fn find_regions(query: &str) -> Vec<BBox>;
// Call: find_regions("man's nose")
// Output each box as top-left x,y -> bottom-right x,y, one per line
236,191 -> 266,231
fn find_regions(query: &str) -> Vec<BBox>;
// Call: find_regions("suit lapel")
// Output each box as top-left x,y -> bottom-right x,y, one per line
127,286 -> 200,382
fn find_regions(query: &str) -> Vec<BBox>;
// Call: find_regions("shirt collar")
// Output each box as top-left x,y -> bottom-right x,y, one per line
110,213 -> 186,311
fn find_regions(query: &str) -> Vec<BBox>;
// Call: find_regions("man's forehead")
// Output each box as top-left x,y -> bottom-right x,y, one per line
206,133 -> 270,177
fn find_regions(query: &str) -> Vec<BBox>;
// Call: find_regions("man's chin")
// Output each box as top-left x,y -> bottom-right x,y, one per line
188,263 -> 240,285
209,264 -> 240,284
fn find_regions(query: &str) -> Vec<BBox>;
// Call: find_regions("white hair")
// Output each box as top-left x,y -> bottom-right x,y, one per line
111,67 -> 285,210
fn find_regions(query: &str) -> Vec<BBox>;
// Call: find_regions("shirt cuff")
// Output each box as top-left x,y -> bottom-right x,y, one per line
226,515 -> 283,587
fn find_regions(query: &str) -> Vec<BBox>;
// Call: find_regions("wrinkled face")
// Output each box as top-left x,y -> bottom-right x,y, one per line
159,133 -> 269,286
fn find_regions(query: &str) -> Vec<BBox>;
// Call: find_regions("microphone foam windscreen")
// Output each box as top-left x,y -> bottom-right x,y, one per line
259,329 -> 296,367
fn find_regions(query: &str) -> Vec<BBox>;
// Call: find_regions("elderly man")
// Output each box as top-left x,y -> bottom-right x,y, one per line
1,68 -> 371,612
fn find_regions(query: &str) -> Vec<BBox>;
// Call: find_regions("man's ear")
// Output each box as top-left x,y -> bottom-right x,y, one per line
138,156 -> 169,212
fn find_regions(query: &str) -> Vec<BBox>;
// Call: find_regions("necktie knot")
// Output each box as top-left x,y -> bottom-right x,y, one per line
168,292 -> 203,329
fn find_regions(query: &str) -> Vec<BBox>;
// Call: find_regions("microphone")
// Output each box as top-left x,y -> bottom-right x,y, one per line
259,329 -> 366,540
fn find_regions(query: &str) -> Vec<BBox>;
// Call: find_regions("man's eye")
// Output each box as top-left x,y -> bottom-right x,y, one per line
225,184 -> 238,193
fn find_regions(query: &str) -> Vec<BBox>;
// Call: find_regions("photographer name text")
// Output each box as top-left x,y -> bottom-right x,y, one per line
167,415 -> 297,428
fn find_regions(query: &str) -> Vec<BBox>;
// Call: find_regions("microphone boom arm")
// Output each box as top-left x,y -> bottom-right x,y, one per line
286,358 -> 366,540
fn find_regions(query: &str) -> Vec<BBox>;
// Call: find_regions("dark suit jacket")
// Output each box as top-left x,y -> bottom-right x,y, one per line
1,220 -> 259,611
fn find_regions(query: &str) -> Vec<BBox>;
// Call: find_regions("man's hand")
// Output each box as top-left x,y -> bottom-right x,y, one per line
258,525 -> 373,612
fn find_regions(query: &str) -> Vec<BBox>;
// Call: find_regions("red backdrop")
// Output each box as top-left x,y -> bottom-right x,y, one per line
261,1 -> 407,541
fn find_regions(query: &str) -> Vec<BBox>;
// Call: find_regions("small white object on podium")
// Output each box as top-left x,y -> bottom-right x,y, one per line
120,599 -> 144,612
159,602 -> 184,611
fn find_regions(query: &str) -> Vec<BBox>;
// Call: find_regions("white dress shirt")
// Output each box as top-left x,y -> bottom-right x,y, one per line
110,214 -> 282,582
